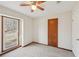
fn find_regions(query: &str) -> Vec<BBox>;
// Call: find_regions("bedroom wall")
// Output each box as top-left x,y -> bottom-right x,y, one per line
33,11 -> 72,50
72,2 -> 79,56
0,5 -> 33,54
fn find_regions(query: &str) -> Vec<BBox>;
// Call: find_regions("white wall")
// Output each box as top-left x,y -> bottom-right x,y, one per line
33,18 -> 48,45
72,2 -> 79,57
0,5 -> 33,53
33,11 -> 72,50
58,11 -> 72,50
23,17 -> 33,46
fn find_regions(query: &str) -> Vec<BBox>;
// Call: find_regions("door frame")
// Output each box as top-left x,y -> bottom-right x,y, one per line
48,18 -> 58,47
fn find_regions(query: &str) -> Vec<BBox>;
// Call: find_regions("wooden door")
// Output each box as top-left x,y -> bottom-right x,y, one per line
48,18 -> 58,47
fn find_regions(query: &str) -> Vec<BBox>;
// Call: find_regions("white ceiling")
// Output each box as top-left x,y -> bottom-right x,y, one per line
0,1 -> 76,18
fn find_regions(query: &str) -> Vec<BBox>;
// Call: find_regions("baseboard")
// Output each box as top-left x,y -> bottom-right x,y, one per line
32,41 -> 72,52
32,42 -> 48,46
58,47 -> 72,52
23,42 -> 33,47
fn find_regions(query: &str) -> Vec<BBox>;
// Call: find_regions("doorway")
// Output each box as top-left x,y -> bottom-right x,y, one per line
48,18 -> 58,47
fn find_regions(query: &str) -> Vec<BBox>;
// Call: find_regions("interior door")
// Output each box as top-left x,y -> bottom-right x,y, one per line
2,16 -> 19,52
48,18 -> 58,47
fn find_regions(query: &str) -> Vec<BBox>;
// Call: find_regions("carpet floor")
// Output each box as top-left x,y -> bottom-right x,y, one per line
1,43 -> 75,57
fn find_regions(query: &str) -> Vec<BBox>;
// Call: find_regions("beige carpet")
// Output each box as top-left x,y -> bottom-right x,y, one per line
1,43 -> 75,57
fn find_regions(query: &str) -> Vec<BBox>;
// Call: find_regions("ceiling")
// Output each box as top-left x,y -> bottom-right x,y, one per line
0,1 -> 76,18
